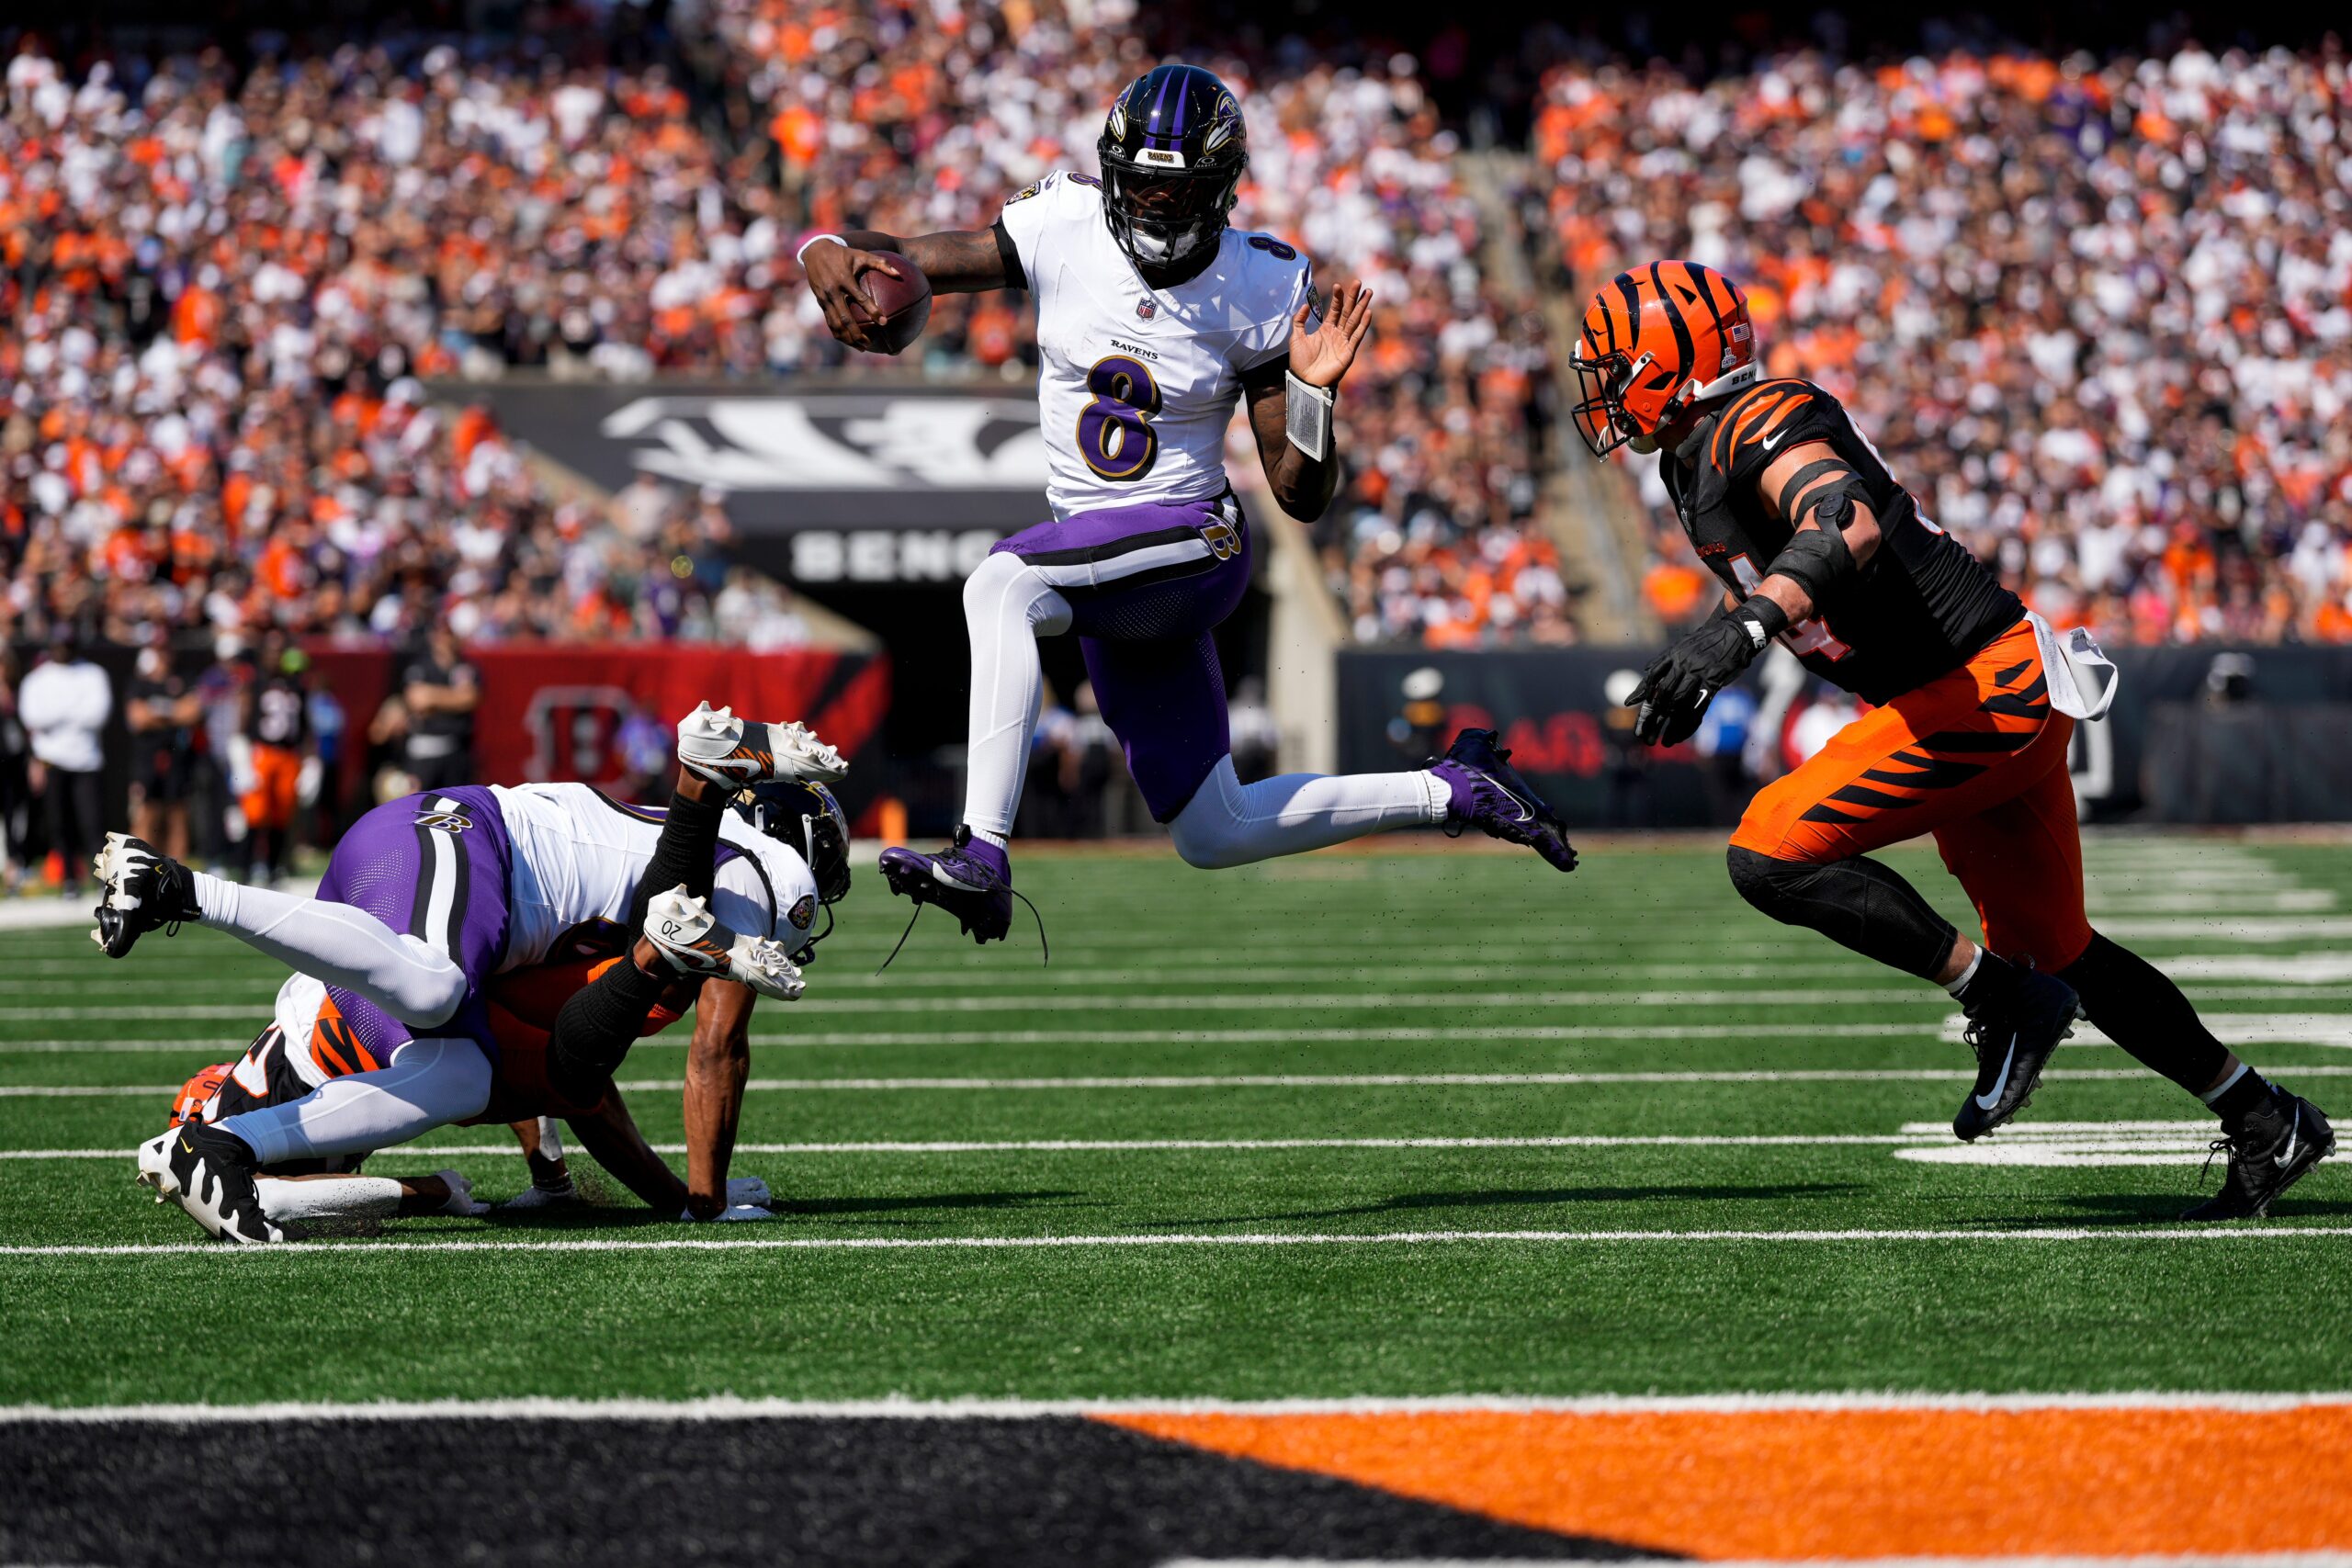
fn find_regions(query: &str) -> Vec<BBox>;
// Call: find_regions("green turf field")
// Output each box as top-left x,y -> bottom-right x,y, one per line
5,833 -> 2347,1409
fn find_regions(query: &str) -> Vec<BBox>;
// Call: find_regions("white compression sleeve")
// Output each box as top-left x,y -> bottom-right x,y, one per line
255,1174 -> 404,1225
217,1036 -> 492,1166
1167,755 -> 1446,871
958,549 -> 1073,841
192,873 -> 466,1027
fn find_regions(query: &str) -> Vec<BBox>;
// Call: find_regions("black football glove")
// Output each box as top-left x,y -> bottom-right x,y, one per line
1625,604 -> 1783,745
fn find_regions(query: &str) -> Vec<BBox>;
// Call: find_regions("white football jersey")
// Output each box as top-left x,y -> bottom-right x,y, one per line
491,782 -> 819,972
997,170 -> 1310,520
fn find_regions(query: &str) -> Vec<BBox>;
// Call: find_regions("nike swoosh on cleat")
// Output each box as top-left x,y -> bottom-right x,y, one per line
1474,769 -> 1533,825
2276,1108 -> 2301,1170
1973,1033 -> 2018,1111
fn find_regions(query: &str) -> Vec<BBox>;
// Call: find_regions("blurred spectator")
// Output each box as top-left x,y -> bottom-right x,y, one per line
1227,677 -> 1281,784
238,636 -> 313,884
398,625 -> 480,791
125,639 -> 199,863
0,648 -> 28,888
17,630 -> 110,892
1531,46 -> 2352,644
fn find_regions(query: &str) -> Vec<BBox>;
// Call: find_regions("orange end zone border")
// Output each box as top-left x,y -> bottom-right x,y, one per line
1101,1404 -> 2352,1561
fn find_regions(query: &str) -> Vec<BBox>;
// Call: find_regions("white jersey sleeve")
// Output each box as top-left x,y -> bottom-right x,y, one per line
1225,235 -> 1312,375
995,170 -> 1096,295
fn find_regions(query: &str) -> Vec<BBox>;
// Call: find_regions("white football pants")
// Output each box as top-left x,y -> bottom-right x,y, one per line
957,550 -> 1445,861
192,872 -> 467,1028
218,1035 -> 492,1167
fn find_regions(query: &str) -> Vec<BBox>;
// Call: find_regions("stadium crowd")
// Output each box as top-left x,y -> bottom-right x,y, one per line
1532,43 -> 2352,643
0,36 -> 812,654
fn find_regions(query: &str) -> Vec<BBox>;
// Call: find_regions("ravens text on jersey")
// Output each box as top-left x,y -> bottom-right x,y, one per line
1662,378 -> 2021,705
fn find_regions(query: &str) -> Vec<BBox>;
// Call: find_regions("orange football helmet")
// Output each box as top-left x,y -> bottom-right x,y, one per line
1569,261 -> 1757,457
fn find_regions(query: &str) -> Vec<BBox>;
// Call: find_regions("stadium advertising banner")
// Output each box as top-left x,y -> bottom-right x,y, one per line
464,381 -> 1047,586
302,642 -> 888,810
1339,644 -> 2352,829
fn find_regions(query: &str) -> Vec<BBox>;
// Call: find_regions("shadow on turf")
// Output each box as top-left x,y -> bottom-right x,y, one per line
1177,1181 -> 1866,1226
2044,1190 -> 2352,1224
468,1190 -> 1090,1231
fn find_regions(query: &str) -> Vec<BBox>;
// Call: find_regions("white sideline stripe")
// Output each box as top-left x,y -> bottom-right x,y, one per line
1940,1014 -> 2352,1049
0,990 -> 1957,1020
9,1226 -> 2352,1258
4,1390 -> 2347,1423
0,1134 -> 1928,1159
16,1064 -> 2352,1107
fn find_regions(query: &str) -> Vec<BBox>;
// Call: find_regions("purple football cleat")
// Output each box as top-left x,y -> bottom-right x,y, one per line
1430,728 -> 1578,873
877,826 -> 1016,945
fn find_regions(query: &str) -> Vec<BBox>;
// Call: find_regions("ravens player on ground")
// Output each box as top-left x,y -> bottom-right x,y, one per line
801,62 -> 1575,948
1572,260 -> 2332,1219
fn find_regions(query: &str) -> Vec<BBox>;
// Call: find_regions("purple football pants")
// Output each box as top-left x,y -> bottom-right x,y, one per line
312,786 -> 514,1063
992,490 -> 1251,821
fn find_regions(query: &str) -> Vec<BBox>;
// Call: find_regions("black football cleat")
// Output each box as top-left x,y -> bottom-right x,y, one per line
1430,728 -> 1578,873
1951,966 -> 2081,1141
2183,1089 -> 2335,1221
164,1122 -> 283,1244
92,832 -> 200,959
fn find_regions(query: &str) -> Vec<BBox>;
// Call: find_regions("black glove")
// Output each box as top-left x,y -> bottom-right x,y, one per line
1624,602 -> 1786,745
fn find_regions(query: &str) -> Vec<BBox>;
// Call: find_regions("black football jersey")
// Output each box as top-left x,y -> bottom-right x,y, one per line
1659,378 -> 2021,705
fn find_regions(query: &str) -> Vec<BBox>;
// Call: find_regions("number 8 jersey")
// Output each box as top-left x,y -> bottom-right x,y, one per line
993,170 -> 1311,519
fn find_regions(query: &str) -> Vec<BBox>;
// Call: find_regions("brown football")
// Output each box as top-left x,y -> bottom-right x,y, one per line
859,256 -> 933,355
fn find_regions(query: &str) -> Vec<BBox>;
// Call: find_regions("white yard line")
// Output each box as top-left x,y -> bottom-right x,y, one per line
3,1390 -> 2346,1422
6,1226 -> 2352,1258
15,1064 -> 2352,1106
1,1134 -> 1926,1159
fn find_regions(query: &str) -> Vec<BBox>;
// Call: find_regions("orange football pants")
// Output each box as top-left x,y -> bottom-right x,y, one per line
241,744 -> 302,831
1729,619 -> 2093,973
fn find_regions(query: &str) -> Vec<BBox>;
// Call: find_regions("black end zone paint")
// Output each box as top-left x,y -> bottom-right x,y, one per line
1,1415 -> 1666,1566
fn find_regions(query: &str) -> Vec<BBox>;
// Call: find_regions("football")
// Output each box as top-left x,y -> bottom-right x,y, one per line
860,255 -> 932,355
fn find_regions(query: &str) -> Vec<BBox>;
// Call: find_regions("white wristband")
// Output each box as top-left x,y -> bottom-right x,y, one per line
795,231 -> 844,265
1284,370 -> 1335,461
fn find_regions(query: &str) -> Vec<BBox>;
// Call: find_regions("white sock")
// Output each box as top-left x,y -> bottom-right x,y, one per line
2199,1061 -> 2252,1106
1167,756 -> 1448,871
958,551 -> 1072,841
255,1174 -> 403,1225
192,872 -> 466,1027
219,1036 -> 492,1166
1942,945 -> 1984,998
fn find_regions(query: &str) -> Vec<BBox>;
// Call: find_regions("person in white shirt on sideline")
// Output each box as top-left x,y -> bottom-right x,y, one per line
17,630 -> 113,896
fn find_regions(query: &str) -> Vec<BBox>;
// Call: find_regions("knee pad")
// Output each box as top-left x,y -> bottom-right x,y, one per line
1725,843 -> 1806,921
1167,768 -> 1247,870
963,549 -> 1070,637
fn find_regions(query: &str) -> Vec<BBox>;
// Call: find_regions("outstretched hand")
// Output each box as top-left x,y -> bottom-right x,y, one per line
1289,278 -> 1374,389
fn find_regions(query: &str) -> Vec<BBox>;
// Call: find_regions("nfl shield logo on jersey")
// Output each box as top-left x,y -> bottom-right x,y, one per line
1136,299 -> 1157,320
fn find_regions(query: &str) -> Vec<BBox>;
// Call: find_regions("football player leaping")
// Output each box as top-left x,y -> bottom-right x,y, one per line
95,703 -> 851,1242
1574,261 -> 2333,1219
801,62 -> 1576,946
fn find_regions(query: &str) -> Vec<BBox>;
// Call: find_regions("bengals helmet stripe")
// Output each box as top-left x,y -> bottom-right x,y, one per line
1570,260 -> 1758,457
